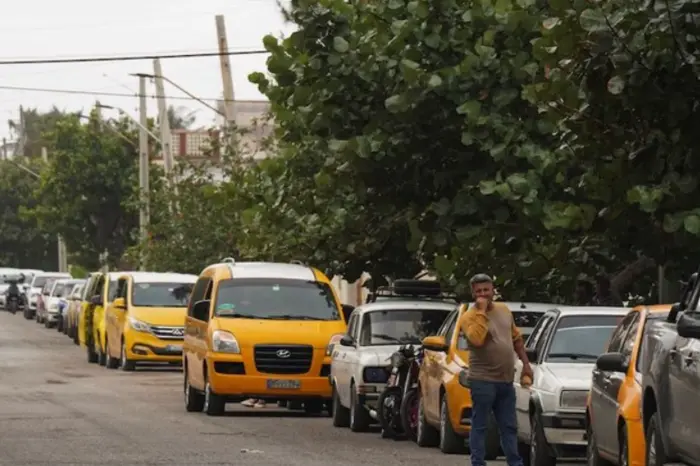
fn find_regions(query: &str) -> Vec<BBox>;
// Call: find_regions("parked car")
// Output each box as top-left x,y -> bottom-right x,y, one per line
330,279 -> 456,434
104,272 -> 196,371
0,283 -> 9,309
58,281 -> 85,333
65,282 -> 86,340
35,278 -> 58,324
641,272 -> 700,466
514,306 -> 628,466
24,272 -> 70,320
183,259 -> 347,416
586,304 -> 671,466
42,278 -> 83,328
82,272 -> 126,365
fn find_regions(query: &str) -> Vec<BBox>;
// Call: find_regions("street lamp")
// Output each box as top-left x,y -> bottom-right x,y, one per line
94,103 -> 162,143
130,73 -> 226,118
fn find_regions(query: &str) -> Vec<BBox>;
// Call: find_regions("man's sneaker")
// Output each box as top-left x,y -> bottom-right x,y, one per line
253,400 -> 267,408
241,398 -> 256,407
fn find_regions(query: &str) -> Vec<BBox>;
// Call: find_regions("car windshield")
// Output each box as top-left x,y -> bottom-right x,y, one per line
53,284 -> 68,297
359,308 -> 451,345
132,282 -> 193,307
545,315 -> 623,362
33,276 -> 59,288
214,278 -> 340,320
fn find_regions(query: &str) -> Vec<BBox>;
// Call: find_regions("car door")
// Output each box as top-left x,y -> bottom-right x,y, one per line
184,276 -> 212,390
425,311 -> 458,423
107,277 -> 129,358
671,306 -> 700,461
516,312 -> 556,440
592,310 -> 639,456
334,313 -> 358,405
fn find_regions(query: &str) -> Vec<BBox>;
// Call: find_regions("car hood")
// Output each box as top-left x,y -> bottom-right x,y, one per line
213,318 -> 346,349
130,306 -> 187,327
541,362 -> 594,390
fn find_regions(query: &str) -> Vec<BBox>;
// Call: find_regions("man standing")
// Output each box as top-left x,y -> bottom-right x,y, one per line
460,274 -> 533,466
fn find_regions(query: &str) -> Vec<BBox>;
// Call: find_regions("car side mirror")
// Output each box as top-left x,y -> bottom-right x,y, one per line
668,302 -> 683,323
596,352 -> 628,373
525,348 -> 538,361
90,295 -> 103,306
113,297 -> 126,310
422,335 -> 448,352
339,335 -> 355,347
192,300 -> 210,321
677,312 -> 700,339
341,304 -> 355,321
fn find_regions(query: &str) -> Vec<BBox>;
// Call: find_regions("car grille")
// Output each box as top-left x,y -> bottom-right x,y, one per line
150,325 -> 185,340
253,344 -> 313,374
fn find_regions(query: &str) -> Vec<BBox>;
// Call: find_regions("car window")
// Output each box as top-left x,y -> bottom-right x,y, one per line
526,314 -> 553,348
620,313 -> 641,357
533,316 -> 556,358
107,279 -> 119,302
545,314 -> 624,363
214,278 -> 340,321
131,281 -> 193,307
444,313 -> 459,346
187,277 -> 212,317
357,308 -> 450,345
606,311 -> 637,353
437,309 -> 458,337
347,314 -> 358,340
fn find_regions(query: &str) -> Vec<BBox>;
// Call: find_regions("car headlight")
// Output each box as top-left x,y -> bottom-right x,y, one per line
212,330 -> 240,354
325,333 -> 344,356
128,317 -> 151,333
559,390 -> 588,409
363,366 -> 390,383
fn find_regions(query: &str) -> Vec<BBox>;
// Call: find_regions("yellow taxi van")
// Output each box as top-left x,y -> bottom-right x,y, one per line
104,272 -> 197,371
183,259 -> 347,416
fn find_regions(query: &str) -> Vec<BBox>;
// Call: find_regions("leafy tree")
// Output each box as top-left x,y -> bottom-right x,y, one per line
30,111 -> 141,269
8,106 -> 73,158
166,105 -> 197,130
0,160 -> 56,269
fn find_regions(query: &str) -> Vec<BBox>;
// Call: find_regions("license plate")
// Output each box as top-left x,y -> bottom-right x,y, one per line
266,379 -> 300,390
165,344 -> 182,353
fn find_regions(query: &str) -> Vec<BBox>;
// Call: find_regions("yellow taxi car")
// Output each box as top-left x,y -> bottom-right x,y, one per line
183,259 -> 347,416
418,304 -> 500,455
78,272 -> 103,357
104,272 -> 197,371
586,304 -> 671,466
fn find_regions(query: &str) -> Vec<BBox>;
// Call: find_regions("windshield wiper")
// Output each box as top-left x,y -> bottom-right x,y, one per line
371,333 -> 403,343
547,352 -> 599,360
266,314 -> 327,321
217,312 -> 270,319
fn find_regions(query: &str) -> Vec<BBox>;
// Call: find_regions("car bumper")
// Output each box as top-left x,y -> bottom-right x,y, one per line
126,333 -> 184,362
208,354 -> 333,399
542,411 -> 587,457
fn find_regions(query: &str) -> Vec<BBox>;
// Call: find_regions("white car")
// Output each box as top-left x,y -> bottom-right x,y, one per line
24,272 -> 70,320
514,306 -> 628,466
330,280 -> 457,432
42,278 -> 83,328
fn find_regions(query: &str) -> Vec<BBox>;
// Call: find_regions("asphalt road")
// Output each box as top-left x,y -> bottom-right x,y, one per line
0,311 -> 582,466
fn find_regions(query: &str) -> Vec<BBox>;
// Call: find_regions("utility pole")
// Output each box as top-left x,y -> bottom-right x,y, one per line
16,106 -> 25,157
215,15 -> 236,135
42,146 -> 68,272
153,59 -> 174,175
138,76 -> 150,271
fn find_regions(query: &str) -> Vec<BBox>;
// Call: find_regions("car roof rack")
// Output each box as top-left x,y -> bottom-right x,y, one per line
366,279 -> 458,303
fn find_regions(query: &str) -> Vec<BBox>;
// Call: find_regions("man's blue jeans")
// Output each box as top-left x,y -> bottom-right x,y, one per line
469,380 -> 523,466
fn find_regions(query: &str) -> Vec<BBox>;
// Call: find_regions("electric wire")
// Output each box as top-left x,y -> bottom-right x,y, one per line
0,84 -> 238,102
0,50 -> 267,65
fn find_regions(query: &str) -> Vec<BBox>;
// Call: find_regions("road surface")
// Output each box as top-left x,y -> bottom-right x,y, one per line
0,311 -> 582,465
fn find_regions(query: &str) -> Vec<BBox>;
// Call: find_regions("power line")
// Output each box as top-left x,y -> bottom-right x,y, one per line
0,84 -> 242,103
0,50 -> 268,66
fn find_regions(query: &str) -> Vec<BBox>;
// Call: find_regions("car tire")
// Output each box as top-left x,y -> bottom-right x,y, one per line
105,337 -> 119,369
439,394 -> 467,454
203,380 -> 225,416
331,384 -> 350,428
119,341 -> 136,371
349,382 -> 371,432
97,336 -> 107,366
184,372 -> 205,412
416,393 -> 440,447
618,423 -> 630,466
399,388 -> 419,442
645,411 -> 667,466
530,414 -> 556,466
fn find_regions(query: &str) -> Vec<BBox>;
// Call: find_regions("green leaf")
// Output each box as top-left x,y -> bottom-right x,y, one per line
385,94 -> 406,113
542,17 -> 560,30
663,214 -> 683,233
479,180 -> 498,195
333,36 -> 350,53
607,76 -> 625,95
456,100 -> 481,119
684,215 -> 700,235
428,74 -> 443,88
579,9 -> 608,33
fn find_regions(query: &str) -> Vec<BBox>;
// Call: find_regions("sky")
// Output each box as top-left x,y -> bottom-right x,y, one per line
0,0 -> 295,140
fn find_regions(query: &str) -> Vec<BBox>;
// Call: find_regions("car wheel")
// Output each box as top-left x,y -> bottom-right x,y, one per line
399,388 -> 419,442
645,411 -> 667,466
105,337 -> 119,369
97,336 -> 107,366
203,380 -> 225,416
439,394 -> 467,454
416,392 -> 440,447
530,414 -> 556,466
619,423 -> 630,466
119,341 -> 136,371
184,370 -> 205,412
331,384 -> 350,428
349,382 -> 371,432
